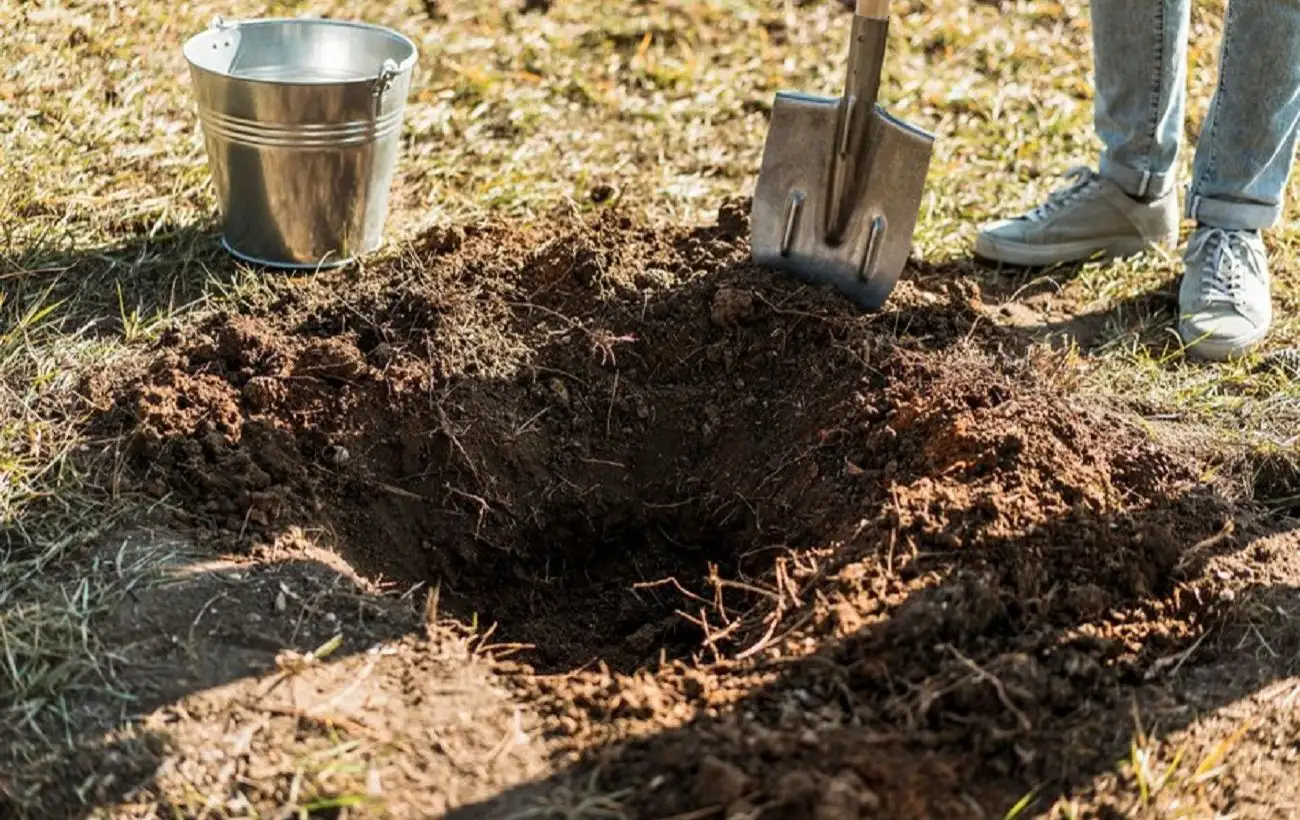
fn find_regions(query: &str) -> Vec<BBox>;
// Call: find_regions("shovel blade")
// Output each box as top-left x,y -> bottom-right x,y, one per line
751,91 -> 935,311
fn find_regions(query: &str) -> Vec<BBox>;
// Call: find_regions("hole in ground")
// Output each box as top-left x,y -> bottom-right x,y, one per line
300,396 -> 783,674
434,518 -> 754,673
95,208 -> 1239,690
102,208 -> 874,674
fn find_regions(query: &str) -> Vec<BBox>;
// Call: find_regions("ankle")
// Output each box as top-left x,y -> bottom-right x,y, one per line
1102,172 -> 1163,205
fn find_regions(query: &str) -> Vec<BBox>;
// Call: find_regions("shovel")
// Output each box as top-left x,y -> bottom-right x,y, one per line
750,0 -> 934,310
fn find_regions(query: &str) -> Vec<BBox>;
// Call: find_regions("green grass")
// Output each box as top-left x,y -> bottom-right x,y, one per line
2,0 -> 1296,813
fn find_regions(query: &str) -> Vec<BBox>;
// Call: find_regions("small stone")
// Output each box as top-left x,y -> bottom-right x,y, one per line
775,770 -> 818,806
548,378 -> 570,407
1064,651 -> 1100,680
368,343 -> 397,367
1066,583 -> 1112,619
694,755 -> 749,807
997,301 -> 1041,328
815,771 -> 873,820
725,800 -> 759,820
860,788 -> 882,812
322,444 -> 350,467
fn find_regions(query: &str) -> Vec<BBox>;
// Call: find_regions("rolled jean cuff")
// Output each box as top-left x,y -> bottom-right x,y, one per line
1100,156 -> 1179,200
1186,194 -> 1281,231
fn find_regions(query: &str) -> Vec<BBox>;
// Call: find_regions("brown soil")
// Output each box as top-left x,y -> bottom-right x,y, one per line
21,201 -> 1300,818
94,201 -> 992,676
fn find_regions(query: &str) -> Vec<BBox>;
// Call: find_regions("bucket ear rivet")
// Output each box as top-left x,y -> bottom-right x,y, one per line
371,59 -> 401,118
373,59 -> 400,97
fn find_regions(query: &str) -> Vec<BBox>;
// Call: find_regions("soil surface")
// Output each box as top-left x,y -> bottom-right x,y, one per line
13,201 -> 1300,818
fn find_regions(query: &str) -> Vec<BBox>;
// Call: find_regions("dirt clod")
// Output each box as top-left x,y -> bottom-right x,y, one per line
696,755 -> 751,807
710,285 -> 756,326
816,771 -> 877,820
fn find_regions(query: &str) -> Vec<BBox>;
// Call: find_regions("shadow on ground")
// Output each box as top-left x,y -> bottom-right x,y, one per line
446,545 -> 1300,819
912,252 -> 1186,359
2,220 -> 273,343
7,208 -> 1300,818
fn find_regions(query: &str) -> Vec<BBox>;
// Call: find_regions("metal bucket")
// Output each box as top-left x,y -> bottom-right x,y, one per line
183,17 -> 417,269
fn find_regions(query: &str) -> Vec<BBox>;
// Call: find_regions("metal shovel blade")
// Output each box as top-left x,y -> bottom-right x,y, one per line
751,99 -> 934,310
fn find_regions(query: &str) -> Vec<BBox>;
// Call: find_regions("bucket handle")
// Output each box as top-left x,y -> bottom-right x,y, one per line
371,59 -> 400,119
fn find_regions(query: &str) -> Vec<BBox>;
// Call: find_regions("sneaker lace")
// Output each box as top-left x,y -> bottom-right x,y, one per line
1024,166 -> 1099,222
1188,228 -> 1266,307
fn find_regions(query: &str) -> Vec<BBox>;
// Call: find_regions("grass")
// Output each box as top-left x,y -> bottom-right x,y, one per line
2,0 -> 1297,814
0,523 -> 191,801
502,768 -> 631,820
1120,710 -> 1255,818
1038,714 -> 1256,819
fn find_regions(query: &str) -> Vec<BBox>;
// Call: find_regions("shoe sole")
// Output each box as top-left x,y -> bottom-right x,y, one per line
1178,321 -> 1270,363
973,234 -> 1172,268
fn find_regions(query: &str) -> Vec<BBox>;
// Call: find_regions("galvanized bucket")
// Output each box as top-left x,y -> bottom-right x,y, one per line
183,17 -> 417,269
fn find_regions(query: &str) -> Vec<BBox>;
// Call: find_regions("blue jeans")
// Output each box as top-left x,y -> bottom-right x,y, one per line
1093,0 -> 1300,231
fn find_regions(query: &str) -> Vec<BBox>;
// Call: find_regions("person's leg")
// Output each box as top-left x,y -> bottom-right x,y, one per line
1186,0 -> 1300,231
1093,0 -> 1190,201
1177,0 -> 1300,360
974,0 -> 1187,267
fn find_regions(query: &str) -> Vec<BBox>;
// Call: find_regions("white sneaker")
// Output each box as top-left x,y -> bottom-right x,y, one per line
974,166 -> 1180,267
1178,226 -> 1272,361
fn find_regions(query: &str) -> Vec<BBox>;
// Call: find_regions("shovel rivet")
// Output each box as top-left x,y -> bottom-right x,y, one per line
780,191 -> 805,257
859,215 -> 887,281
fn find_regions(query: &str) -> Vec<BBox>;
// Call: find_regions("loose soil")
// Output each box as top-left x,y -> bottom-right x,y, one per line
16,200 -> 1300,818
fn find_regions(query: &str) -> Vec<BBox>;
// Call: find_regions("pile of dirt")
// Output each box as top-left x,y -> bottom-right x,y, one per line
93,201 -> 980,673
84,200 -> 1268,817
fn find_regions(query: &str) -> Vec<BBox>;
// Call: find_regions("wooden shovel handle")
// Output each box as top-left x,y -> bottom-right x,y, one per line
856,0 -> 889,17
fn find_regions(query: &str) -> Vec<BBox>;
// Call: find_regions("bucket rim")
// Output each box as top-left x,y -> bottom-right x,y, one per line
182,16 -> 419,85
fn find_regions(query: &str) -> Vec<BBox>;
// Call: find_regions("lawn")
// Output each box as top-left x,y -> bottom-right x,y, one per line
4,0 -> 1300,817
